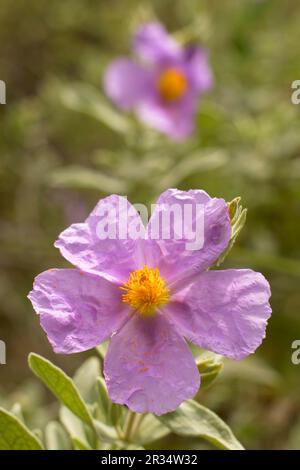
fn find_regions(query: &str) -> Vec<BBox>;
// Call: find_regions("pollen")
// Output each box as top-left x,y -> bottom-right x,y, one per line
157,68 -> 188,102
121,266 -> 170,316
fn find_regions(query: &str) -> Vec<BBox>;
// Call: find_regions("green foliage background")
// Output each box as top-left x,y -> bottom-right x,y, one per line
1,0 -> 300,449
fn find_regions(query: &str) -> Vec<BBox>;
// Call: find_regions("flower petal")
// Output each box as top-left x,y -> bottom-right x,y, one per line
137,97 -> 196,140
184,46 -> 214,93
168,269 -> 272,360
145,189 -> 231,288
55,195 -> 145,283
133,22 -> 182,64
103,58 -> 151,110
104,314 -> 200,415
28,269 -> 127,354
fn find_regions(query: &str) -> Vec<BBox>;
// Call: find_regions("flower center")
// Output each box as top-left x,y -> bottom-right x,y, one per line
121,266 -> 170,316
157,68 -> 188,102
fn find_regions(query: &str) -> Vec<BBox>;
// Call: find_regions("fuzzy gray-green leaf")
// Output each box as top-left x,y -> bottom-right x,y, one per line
158,400 -> 244,450
0,408 -> 43,450
28,353 -> 93,426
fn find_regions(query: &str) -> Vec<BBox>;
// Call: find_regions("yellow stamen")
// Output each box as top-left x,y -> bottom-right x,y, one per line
157,68 -> 188,102
121,266 -> 170,316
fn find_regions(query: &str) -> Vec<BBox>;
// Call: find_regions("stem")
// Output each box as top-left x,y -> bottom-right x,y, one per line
115,424 -> 125,441
130,413 -> 146,441
123,410 -> 136,442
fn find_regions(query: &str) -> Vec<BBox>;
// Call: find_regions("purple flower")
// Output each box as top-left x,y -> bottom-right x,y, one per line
103,23 -> 213,140
28,189 -> 271,415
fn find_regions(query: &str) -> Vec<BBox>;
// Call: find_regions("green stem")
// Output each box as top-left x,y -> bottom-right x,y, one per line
115,424 -> 125,441
123,410 -> 136,443
130,413 -> 146,441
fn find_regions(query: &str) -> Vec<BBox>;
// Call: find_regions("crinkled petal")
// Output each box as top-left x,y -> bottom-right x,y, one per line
103,58 -> 151,110
104,314 -> 200,415
133,22 -> 182,64
184,46 -> 214,93
28,269 -> 127,354
168,269 -> 272,360
145,189 -> 231,288
55,195 -> 145,283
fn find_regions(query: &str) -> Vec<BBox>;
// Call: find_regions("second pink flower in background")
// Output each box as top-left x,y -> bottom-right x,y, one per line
104,22 -> 213,140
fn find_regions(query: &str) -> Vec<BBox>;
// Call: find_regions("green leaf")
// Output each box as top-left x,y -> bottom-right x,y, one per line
72,437 -> 91,450
48,165 -> 128,193
216,197 -> 247,267
199,368 -> 223,389
94,343 -> 117,427
0,407 -> 43,450
33,429 -> 43,443
158,400 -> 244,450
59,407 -> 92,449
121,443 -> 145,450
110,403 -> 125,427
137,414 -> 170,445
45,421 -> 71,450
95,341 -> 109,361
58,83 -> 133,135
93,419 -> 118,443
95,376 -> 125,427
158,149 -> 228,190
96,377 -> 110,423
196,352 -> 224,389
73,357 -> 101,404
10,403 -> 24,423
28,353 -> 93,427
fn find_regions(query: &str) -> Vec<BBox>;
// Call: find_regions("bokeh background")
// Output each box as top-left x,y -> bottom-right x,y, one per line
1,0 -> 300,449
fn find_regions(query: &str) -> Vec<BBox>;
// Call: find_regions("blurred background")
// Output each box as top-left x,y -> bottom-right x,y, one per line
1,0 -> 300,450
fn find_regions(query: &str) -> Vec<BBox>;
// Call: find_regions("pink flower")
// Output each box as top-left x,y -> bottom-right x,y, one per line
103,23 -> 213,140
28,189 -> 271,415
